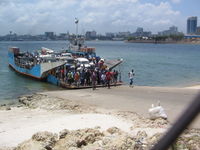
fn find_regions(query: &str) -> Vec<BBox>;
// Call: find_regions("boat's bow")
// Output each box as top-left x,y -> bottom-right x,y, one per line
104,58 -> 123,70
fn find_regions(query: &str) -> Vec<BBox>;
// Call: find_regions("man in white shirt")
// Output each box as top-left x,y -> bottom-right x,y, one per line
128,69 -> 135,87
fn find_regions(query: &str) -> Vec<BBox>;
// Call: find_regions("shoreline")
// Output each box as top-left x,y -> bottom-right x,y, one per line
125,39 -> 200,45
1,83 -> 200,106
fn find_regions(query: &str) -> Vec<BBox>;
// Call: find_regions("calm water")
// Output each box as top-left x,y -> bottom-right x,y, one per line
0,41 -> 200,103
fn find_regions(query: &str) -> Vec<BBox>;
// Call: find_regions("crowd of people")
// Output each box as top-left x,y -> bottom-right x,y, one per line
51,59 -> 120,90
50,60 -> 137,89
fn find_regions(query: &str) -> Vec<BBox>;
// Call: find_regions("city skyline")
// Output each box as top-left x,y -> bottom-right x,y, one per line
0,0 -> 199,35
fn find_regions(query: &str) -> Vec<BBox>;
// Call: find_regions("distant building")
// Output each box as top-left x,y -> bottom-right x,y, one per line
196,26 -> 200,35
85,31 -> 91,39
106,32 -> 115,38
187,16 -> 197,34
85,30 -> 97,39
158,26 -> 180,36
59,33 -> 69,40
134,27 -> 143,37
90,31 -> 96,37
45,32 -> 55,40
169,26 -> 178,32
133,27 -> 151,37
136,27 -> 143,33
116,32 -> 131,38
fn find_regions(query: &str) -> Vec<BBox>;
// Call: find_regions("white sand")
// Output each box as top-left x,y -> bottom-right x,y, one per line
0,107 -> 133,147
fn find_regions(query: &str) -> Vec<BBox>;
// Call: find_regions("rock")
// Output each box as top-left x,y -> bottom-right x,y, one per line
6,107 -> 11,110
32,131 -> 58,142
102,135 -> 136,150
44,145 -> 53,150
81,128 -> 104,144
145,118 -> 169,128
76,139 -> 87,148
0,104 -> 6,107
59,129 -> 70,139
147,133 -> 163,146
31,131 -> 58,150
23,100 -> 30,106
136,130 -> 148,139
94,126 -> 101,130
107,127 -> 123,135
175,135 -> 200,150
17,104 -> 23,108
132,131 -> 148,149
54,128 -> 104,150
18,96 -> 27,103
188,139 -> 193,144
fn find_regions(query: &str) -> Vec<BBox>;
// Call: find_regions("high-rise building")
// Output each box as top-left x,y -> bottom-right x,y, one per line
187,16 -> 197,34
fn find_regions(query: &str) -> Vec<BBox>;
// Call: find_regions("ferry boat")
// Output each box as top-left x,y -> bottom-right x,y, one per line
8,19 -> 123,89
8,43 -> 123,88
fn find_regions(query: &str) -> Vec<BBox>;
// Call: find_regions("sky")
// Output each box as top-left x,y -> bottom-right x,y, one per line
0,0 -> 199,35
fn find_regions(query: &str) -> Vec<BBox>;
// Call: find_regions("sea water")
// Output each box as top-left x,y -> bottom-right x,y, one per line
0,41 -> 200,103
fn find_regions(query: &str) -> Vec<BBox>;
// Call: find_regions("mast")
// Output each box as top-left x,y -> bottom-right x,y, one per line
75,18 -> 79,39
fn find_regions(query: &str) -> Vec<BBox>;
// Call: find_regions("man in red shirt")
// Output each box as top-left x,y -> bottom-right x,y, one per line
106,70 -> 112,89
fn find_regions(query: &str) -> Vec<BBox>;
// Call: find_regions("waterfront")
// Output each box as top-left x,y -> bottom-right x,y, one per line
1,41 -> 200,102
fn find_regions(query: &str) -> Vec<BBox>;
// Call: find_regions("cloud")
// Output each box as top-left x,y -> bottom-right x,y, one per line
79,1 -> 181,33
0,0 -> 184,35
153,20 -> 172,25
170,0 -> 181,4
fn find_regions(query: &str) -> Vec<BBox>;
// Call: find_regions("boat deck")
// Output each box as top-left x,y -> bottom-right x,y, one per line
104,59 -> 123,70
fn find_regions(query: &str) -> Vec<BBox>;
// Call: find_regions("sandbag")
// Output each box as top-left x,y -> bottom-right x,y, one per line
148,103 -> 167,120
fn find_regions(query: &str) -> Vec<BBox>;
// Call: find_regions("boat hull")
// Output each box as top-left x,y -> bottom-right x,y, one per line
8,50 -> 43,79
9,64 -> 43,80
8,50 -> 65,80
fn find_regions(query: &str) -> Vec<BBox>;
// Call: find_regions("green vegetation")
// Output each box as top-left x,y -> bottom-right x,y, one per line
169,33 -> 184,41
127,36 -> 136,41
153,35 -> 168,42
153,34 -> 184,42
127,33 -> 184,42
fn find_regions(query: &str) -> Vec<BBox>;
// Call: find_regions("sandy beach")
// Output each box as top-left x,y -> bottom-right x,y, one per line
0,85 -> 199,149
43,85 -> 200,127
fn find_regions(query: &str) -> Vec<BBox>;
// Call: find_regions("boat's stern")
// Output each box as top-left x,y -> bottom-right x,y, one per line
8,47 -> 20,66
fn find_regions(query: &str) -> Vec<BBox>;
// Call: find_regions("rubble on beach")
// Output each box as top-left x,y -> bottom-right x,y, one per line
10,127 -> 200,150
18,93 -> 96,113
